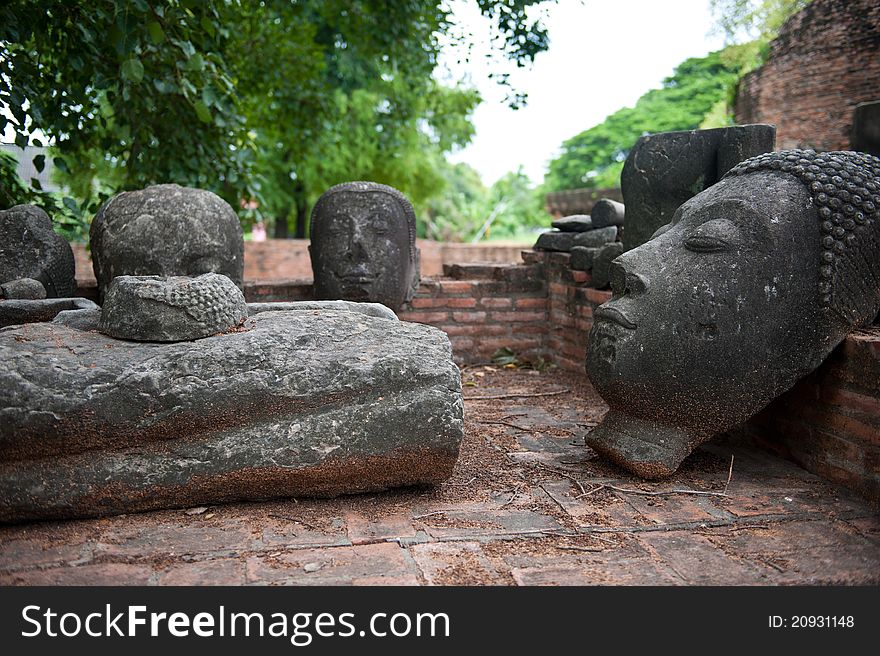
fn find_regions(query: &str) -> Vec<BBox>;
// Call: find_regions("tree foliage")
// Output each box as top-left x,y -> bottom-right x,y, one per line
543,49 -> 741,192
709,0 -> 812,45
541,0 -> 811,193
0,0 -> 552,239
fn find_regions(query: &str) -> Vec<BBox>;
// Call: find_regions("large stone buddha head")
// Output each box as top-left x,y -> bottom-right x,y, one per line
309,181 -> 419,311
586,150 -> 880,478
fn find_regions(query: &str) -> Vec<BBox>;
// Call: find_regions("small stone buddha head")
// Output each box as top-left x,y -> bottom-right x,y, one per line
586,150 -> 880,478
309,181 -> 419,311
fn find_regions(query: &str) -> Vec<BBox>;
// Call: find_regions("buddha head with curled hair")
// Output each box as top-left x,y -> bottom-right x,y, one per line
586,149 -> 880,479
309,181 -> 420,312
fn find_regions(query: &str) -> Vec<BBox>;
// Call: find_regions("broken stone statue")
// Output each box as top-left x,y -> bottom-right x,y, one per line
90,184 -> 244,302
0,275 -> 463,521
0,204 -> 76,298
310,181 -> 420,311
621,124 -> 776,251
587,150 -> 880,478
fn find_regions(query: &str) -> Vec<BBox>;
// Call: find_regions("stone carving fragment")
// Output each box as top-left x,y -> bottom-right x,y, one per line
621,125 -> 776,251
0,204 -> 75,297
310,181 -> 420,311
587,150 -> 880,478
100,273 -> 249,342
90,184 -> 244,302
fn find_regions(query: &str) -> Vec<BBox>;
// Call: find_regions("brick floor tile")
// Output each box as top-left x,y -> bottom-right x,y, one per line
0,538 -> 92,571
157,558 -> 246,585
245,542 -> 417,586
0,563 -> 153,586
637,531 -> 770,585
408,541 -> 509,585
96,522 -> 256,559
344,511 -> 416,545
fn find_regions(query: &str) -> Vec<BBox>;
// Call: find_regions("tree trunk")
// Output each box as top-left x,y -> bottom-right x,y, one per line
293,181 -> 309,239
274,206 -> 290,239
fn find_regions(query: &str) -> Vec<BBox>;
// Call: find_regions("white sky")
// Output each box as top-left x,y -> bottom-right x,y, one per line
436,0 -> 726,185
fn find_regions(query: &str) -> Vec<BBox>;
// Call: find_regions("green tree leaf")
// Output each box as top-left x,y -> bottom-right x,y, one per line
147,21 -> 165,45
121,58 -> 145,84
193,100 -> 212,123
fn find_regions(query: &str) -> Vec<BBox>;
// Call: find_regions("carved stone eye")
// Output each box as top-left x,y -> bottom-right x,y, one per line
684,218 -> 739,253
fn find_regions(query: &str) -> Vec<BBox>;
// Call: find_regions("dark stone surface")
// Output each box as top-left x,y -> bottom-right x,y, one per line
100,274 -> 249,342
551,215 -> 593,232
0,205 -> 76,298
310,182 -> 419,312
573,226 -> 618,248
90,184 -> 244,302
0,278 -> 45,300
534,231 -> 578,252
0,297 -> 99,329
620,125 -> 776,252
52,307 -> 101,331
569,246 -> 599,271
590,242 -> 624,288
851,100 -> 880,156
248,300 -> 397,321
591,199 -> 625,228
0,310 -> 463,521
586,150 -> 880,479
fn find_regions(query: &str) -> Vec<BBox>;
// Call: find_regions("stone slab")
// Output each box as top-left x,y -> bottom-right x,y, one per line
0,310 -> 463,521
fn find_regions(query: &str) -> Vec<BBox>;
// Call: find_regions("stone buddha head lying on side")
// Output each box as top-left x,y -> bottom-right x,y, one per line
309,181 -> 420,312
586,150 -> 880,478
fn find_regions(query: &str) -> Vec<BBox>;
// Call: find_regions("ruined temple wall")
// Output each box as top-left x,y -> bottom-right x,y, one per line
398,262 -> 550,365
734,0 -> 880,151
735,329 -> 880,502
72,239 -> 526,289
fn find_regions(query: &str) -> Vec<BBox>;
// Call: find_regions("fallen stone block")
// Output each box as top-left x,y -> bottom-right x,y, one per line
573,226 -> 618,248
0,310 -> 463,522
534,230 -> 578,252
591,199 -> 625,228
591,242 -> 624,289
0,297 -> 99,328
551,214 -> 593,232
570,246 -> 599,272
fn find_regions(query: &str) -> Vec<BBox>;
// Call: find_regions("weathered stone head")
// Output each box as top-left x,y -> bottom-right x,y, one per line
586,150 -> 880,478
309,181 -> 419,311
0,204 -> 75,298
90,184 -> 244,302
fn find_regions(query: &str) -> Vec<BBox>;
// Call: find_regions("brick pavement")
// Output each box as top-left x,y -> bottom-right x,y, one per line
1,368 -> 877,585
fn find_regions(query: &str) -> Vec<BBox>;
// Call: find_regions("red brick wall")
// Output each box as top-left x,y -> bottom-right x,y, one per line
399,261 -> 549,365
735,0 -> 880,151
734,328 -> 880,502
71,239 -> 527,287
538,251 -> 611,372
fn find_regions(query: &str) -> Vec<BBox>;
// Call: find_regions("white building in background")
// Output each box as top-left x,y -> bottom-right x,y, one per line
0,144 -> 58,192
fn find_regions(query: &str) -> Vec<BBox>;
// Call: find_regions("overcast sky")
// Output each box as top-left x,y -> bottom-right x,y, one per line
436,0 -> 727,185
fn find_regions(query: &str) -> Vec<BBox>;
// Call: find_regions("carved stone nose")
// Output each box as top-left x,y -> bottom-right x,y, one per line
610,261 -> 648,297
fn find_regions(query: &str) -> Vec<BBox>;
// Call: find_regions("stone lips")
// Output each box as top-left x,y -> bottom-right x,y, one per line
0,310 -> 463,522
0,204 -> 76,297
100,273 -> 249,342
89,184 -> 244,302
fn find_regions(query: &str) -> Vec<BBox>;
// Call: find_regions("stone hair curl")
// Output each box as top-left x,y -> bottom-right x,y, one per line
725,149 -> 880,326
310,181 -> 417,263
